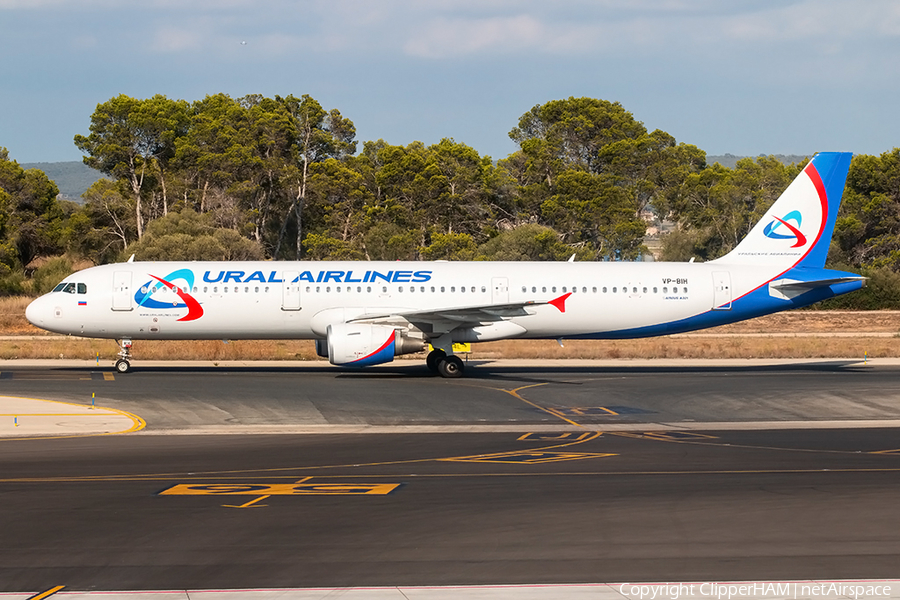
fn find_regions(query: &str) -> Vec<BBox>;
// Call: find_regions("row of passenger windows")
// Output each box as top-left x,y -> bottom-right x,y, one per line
522,285 -> 687,295
162,284 -> 689,295
52,282 -> 87,294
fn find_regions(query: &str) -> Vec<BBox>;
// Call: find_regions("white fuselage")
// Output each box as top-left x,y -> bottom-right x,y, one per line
25,260 -> 772,342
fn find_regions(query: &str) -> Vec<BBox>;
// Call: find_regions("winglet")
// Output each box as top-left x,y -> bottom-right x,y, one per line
548,292 -> 572,313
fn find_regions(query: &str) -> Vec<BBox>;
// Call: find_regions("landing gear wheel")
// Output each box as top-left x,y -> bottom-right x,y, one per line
437,355 -> 464,378
115,338 -> 134,374
426,349 -> 447,372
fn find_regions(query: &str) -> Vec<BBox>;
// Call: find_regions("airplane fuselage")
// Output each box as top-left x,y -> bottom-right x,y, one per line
25,259 -> 853,342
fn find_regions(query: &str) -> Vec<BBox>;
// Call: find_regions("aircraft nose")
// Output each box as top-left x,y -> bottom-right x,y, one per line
25,296 -> 48,327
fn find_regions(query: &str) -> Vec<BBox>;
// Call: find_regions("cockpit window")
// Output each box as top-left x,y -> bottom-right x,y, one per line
52,283 -> 66,292
62,283 -> 76,294
77,283 -> 87,294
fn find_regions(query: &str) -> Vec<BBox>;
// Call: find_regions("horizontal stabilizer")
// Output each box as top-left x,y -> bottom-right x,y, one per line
769,276 -> 867,300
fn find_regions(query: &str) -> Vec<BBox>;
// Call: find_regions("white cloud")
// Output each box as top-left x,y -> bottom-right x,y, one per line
404,15 -> 544,58
151,27 -> 205,53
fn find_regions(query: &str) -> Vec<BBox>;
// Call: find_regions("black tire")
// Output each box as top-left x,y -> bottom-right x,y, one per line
426,349 -> 447,372
437,355 -> 464,378
115,359 -> 131,374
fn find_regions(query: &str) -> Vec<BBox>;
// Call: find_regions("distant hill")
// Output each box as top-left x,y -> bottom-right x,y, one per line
706,154 -> 811,169
20,161 -> 107,203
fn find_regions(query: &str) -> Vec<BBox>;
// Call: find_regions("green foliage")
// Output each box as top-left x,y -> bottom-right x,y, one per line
661,156 -> 802,261
125,209 -> 264,261
0,148 -> 66,269
476,224 -> 590,262
815,266 -> 900,309
420,232 -> 477,261
30,256 -> 76,295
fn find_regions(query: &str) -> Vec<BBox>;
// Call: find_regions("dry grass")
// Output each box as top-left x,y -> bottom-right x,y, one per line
2,295 -> 898,360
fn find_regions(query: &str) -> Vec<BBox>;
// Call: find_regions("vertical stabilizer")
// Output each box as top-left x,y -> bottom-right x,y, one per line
712,152 -> 852,269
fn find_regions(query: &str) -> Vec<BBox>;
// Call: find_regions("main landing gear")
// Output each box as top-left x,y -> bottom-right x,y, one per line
426,348 -> 464,378
115,338 -> 133,373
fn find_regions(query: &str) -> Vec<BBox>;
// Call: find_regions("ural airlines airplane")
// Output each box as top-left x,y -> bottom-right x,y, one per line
26,152 -> 864,377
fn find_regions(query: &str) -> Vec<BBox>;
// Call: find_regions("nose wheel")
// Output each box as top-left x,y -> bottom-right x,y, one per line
115,338 -> 133,374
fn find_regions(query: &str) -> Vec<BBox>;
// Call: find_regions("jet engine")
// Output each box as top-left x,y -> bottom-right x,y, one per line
320,323 -> 425,367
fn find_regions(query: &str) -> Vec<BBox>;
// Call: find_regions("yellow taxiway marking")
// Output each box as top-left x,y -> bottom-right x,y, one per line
222,495 -> 271,509
440,450 -> 616,464
502,383 -> 585,428
221,476 -> 313,508
27,586 -> 65,600
161,482 -> 402,496
517,432 -> 597,441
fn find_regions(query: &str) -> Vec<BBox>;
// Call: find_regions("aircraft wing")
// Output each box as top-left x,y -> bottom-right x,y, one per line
346,293 -> 572,334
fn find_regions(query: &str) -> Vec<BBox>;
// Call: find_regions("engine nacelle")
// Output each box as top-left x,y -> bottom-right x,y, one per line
325,323 -> 425,367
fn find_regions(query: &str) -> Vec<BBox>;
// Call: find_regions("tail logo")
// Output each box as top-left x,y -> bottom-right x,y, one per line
762,210 -> 807,248
134,269 -> 204,322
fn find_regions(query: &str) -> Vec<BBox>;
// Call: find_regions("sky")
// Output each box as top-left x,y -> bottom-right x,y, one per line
2,0 -> 900,163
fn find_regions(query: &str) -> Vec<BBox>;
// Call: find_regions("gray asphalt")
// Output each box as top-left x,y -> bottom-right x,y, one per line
1,361 -> 899,591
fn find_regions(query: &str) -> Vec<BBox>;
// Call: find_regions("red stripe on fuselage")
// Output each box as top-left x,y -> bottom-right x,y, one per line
149,275 -> 205,322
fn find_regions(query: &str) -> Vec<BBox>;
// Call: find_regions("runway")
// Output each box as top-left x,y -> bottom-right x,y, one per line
1,360 -> 900,591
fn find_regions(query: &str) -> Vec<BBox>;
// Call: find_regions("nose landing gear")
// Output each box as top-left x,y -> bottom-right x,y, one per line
115,338 -> 133,373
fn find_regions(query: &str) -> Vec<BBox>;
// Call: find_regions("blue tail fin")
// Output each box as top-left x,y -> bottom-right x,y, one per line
713,152 -> 852,269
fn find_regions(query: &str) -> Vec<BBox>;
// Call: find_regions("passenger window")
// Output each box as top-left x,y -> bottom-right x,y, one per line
213,286 -> 218,293
367,286 -> 372,292
612,287 -> 617,293
673,286 -> 678,293
399,286 -> 404,292
481,286 -> 485,293
562,287 -> 567,293
431,286 -> 435,292
653,287 -> 658,293
305,286 -> 310,293
77,283 -> 87,294
440,286 -> 445,292
592,287 -> 596,293
633,287 -> 637,293
684,287 -> 688,294
602,287 -> 607,293
460,287 -> 465,293
542,286 -> 547,293
532,287 -> 536,293
663,287 -> 668,293
203,286 -> 208,293
471,286 -> 475,293
552,287 -> 557,293
522,287 -> 527,293
224,287 -> 229,293
642,287 -> 647,293
451,286 -> 456,292
265,286 -> 269,292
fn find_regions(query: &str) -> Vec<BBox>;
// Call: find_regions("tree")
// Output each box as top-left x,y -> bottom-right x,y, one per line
476,224 -> 590,262
0,148 -> 65,269
662,156 -> 802,261
75,94 -> 190,239
125,209 -> 264,261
